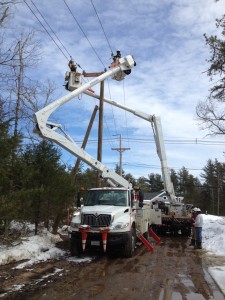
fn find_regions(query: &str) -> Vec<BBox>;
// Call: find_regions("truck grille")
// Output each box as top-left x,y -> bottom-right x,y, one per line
81,214 -> 111,227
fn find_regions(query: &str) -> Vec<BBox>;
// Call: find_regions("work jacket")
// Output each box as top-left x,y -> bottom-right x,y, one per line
194,213 -> 203,227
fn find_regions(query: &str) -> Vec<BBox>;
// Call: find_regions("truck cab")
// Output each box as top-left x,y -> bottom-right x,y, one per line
69,187 -> 138,257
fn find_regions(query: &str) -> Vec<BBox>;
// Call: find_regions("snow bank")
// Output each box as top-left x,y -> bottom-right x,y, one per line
0,230 -> 64,266
202,214 -> 225,256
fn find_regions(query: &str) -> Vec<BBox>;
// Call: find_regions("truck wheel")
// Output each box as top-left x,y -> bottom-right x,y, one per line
70,240 -> 82,256
181,228 -> 191,236
123,227 -> 136,258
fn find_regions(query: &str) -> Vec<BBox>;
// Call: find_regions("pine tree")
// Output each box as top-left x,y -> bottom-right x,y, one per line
20,140 -> 74,234
145,173 -> 164,192
0,98 -> 22,239
201,159 -> 225,215
177,167 -> 202,206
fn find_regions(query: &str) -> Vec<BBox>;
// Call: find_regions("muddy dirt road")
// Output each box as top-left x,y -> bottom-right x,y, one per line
0,236 -> 225,300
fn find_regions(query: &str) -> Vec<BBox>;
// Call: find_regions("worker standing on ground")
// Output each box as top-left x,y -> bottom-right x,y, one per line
194,208 -> 203,249
189,207 -> 198,246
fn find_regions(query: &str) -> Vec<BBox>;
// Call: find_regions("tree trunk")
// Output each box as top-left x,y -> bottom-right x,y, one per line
52,211 -> 63,234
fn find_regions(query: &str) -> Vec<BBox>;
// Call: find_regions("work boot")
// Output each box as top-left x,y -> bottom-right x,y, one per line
194,241 -> 202,249
189,239 -> 195,246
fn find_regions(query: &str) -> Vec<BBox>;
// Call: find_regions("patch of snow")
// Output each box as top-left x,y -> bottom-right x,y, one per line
0,230 -> 64,266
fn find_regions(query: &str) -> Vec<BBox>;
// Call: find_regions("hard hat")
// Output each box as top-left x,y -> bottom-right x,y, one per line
196,208 -> 201,212
192,207 -> 198,212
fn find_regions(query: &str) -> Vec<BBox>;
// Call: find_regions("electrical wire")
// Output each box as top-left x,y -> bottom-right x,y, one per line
23,0 -> 69,61
103,161 -> 205,172
89,0 -> 119,146
122,80 -> 131,148
61,0 -> 127,150
23,0 -> 86,72
90,0 -> 113,55
101,73 -> 117,149
29,0 -> 71,60
63,0 -> 118,147
73,137 -> 225,145
63,0 -> 106,69
89,1 -> 132,149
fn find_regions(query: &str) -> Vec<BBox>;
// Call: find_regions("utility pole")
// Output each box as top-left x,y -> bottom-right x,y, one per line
83,71 -> 105,187
97,81 -> 104,163
217,171 -> 220,216
112,134 -> 130,176
73,105 -> 99,175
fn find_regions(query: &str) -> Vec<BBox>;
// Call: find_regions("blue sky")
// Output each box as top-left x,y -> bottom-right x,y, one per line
11,0 -> 225,180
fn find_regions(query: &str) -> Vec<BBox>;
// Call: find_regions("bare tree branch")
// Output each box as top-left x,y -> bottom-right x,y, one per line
196,14 -> 225,135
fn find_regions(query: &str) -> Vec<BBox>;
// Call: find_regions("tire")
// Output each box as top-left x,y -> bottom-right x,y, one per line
70,239 -> 82,256
181,227 -> 191,236
123,227 -> 136,258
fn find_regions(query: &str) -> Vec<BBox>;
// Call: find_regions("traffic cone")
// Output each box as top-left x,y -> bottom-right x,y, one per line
79,225 -> 90,252
99,227 -> 110,253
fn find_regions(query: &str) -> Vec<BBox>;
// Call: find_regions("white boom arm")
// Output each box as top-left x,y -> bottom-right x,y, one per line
83,90 -> 177,204
34,55 -> 135,189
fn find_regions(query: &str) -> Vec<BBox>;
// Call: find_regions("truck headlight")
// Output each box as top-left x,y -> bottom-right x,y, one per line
110,222 -> 130,230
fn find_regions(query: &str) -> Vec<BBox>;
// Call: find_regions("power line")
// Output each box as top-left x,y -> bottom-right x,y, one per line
23,0 -> 69,61
29,0 -> 71,60
89,1 -> 129,147
104,79 -> 118,148
74,137 -> 225,146
62,0 -> 128,150
63,0 -> 106,69
90,0 -> 113,55
122,80 -> 131,149
89,1 -> 118,143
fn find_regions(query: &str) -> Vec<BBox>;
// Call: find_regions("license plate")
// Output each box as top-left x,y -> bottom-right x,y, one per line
91,241 -> 100,246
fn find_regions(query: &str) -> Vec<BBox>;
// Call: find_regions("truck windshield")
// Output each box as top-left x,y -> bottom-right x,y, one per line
84,190 -> 128,206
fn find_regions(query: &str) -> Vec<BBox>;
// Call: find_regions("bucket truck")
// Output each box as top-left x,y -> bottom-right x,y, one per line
65,65 -> 192,237
34,55 -> 160,257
